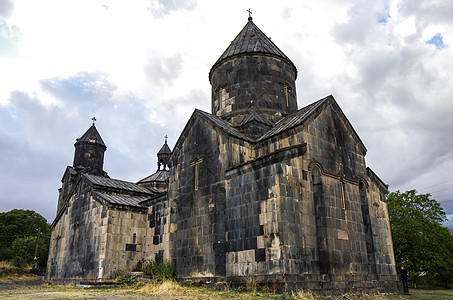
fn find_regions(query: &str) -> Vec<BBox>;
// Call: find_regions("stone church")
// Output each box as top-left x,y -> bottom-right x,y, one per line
47,16 -> 398,292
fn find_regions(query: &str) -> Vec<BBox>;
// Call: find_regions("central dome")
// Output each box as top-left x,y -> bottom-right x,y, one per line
209,17 -> 298,125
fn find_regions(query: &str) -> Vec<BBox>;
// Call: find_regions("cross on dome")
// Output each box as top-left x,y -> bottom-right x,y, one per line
247,8 -> 253,21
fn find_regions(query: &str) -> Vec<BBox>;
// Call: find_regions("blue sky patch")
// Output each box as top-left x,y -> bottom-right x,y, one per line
426,33 -> 445,49
0,21 -> 21,58
377,5 -> 390,23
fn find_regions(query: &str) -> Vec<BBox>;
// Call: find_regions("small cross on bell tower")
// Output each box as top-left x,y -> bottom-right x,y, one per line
157,136 -> 171,171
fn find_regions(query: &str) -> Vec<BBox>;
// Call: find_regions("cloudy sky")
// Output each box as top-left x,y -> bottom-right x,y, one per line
1,0 -> 452,227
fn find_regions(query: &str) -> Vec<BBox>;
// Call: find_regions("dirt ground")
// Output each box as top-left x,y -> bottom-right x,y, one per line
1,275 -> 452,300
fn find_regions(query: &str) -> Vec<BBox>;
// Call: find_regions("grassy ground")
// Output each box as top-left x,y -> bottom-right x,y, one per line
0,275 -> 452,300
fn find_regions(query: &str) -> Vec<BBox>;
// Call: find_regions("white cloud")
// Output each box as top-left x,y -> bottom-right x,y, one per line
0,0 -> 452,226
0,0 -> 14,18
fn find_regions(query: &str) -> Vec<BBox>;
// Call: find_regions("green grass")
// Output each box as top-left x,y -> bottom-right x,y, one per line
403,289 -> 453,299
1,275 -> 453,299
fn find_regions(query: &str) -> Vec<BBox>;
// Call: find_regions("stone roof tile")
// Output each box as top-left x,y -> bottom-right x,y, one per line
94,192 -> 148,208
195,97 -> 329,143
76,124 -> 106,148
137,170 -> 169,183
211,18 -> 296,75
257,97 -> 329,141
238,111 -> 274,127
83,173 -> 152,194
196,110 -> 254,142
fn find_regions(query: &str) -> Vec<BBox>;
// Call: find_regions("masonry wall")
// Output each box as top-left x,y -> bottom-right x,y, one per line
210,54 -> 297,125
143,195 -> 172,263
299,103 -> 397,291
47,177 -> 149,281
224,147 -> 310,285
168,117 -> 227,280
102,207 -> 148,278
364,170 -> 397,280
47,179 -> 108,281
220,101 -> 397,292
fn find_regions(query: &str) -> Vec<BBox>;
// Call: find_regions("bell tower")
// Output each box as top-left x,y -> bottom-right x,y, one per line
73,118 -> 107,176
157,136 -> 171,170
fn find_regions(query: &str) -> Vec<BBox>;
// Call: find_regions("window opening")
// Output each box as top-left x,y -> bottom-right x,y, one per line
284,84 -> 291,106
340,181 -> 346,209
133,233 -> 136,244
191,158 -> 203,190
219,87 -> 226,109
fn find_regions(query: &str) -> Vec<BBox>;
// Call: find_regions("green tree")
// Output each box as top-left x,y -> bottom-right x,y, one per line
0,209 -> 50,272
388,190 -> 453,288
11,235 -> 49,271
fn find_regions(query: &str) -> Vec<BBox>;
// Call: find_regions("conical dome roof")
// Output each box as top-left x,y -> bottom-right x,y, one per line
210,17 -> 296,75
157,141 -> 171,155
75,124 -> 106,149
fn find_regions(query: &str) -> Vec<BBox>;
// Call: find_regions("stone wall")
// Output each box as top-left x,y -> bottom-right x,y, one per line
47,176 -> 149,281
210,54 -> 297,124
47,179 -> 109,281
166,100 -> 398,292
168,117 -> 227,280
48,98 -> 397,292
142,195 -> 172,262
102,208 -> 148,278
224,143 -> 307,284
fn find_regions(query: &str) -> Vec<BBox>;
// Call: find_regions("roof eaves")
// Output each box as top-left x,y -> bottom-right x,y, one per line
196,110 -> 255,143
257,96 -> 330,142
83,173 -> 152,195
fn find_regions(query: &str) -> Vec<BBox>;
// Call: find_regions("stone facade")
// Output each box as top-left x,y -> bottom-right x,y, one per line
47,17 -> 398,293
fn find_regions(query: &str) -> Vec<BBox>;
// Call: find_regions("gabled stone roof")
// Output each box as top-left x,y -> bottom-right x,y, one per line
196,110 -> 254,142
238,111 -> 274,127
257,97 -> 327,141
137,170 -> 169,183
191,95 -> 365,153
94,192 -> 148,208
194,98 -> 326,143
211,18 -> 296,74
75,124 -> 106,148
83,173 -> 152,194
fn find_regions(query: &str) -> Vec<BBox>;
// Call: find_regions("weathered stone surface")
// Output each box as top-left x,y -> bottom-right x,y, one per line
47,17 -> 398,294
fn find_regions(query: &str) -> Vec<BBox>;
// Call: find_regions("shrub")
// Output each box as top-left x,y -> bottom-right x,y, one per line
142,260 -> 175,281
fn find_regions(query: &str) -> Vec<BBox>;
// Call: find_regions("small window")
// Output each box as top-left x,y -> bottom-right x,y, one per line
340,182 -> 346,210
125,243 -> 136,251
132,233 -> 136,244
191,158 -> 203,190
284,84 -> 292,106
219,87 -> 225,109
217,86 -> 227,109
